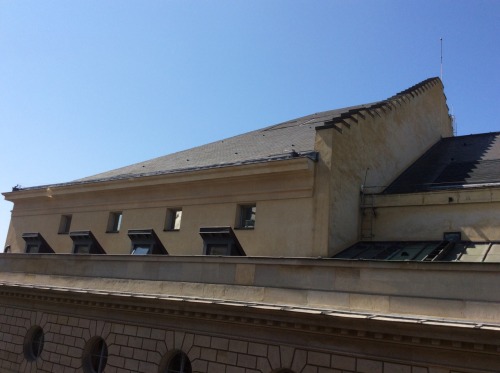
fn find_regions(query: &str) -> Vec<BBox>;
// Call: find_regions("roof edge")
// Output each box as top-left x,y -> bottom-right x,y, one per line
317,77 -> 442,132
3,153 -> 317,199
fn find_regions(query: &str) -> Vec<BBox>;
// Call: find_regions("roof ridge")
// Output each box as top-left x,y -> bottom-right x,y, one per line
441,131 -> 500,140
318,77 -> 442,132
389,77 -> 441,99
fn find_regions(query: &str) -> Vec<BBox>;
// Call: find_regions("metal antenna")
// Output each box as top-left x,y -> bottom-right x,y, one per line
440,37 -> 443,80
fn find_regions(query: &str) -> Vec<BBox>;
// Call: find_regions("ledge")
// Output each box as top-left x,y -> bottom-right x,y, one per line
367,186 -> 500,208
3,157 -> 315,201
0,254 -> 499,324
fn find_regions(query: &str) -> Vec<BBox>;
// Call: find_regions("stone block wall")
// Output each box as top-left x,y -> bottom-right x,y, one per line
0,305 -> 477,373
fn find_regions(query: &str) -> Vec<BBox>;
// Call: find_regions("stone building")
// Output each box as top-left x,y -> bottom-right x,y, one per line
1,77 -> 499,373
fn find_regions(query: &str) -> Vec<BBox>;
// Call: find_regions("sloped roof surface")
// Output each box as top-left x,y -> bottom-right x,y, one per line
13,77 -> 442,189
78,77 -> 442,184
384,132 -> 500,194
75,106 -> 362,183
333,240 -> 500,262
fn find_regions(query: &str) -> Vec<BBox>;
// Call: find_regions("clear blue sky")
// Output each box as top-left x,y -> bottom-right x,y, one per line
1,1 -> 499,249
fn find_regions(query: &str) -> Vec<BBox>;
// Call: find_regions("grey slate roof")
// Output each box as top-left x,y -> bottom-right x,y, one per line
15,77 -> 443,190
384,132 -> 500,194
74,106 -> 360,184
78,77 -> 443,185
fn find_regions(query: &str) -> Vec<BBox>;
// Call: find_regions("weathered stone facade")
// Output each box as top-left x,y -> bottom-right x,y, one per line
1,78 -> 499,373
1,254 -> 499,373
0,303 -> 491,373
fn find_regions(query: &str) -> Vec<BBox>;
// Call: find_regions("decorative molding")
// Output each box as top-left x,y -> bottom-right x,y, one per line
0,282 -> 499,356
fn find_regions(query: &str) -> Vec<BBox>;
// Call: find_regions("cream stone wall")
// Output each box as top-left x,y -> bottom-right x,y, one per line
311,128 -> 334,257
4,158 -> 317,256
2,80 -> 456,258
324,81 -> 453,255
368,187 -> 500,242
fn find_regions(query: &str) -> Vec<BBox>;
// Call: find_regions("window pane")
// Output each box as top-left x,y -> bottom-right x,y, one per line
74,244 -> 91,254
58,215 -> 72,234
207,244 -> 228,255
166,208 -> 182,230
108,212 -> 123,232
167,351 -> 192,373
89,339 -> 108,373
26,244 -> 39,253
24,326 -> 44,361
114,213 -> 122,231
32,329 -> 44,358
132,246 -> 151,255
240,205 -> 256,228
173,210 -> 182,230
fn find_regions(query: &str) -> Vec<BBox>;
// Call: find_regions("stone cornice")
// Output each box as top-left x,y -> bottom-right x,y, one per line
364,185 -> 500,208
3,156 -> 315,201
1,255 -> 499,326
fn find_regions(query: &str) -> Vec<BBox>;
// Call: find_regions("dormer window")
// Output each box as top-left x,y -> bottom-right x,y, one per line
69,231 -> 106,254
22,233 -> 54,254
128,229 -> 168,255
199,226 -> 246,256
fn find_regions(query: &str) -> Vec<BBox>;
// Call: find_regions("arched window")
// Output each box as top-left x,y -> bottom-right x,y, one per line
83,337 -> 108,373
24,326 -> 44,361
160,350 -> 192,373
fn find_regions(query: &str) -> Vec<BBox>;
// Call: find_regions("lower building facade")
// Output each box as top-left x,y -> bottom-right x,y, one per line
0,255 -> 499,373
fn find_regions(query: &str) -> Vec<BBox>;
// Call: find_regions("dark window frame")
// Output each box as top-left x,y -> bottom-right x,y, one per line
199,226 -> 246,256
128,229 -> 168,255
236,204 -> 256,229
160,350 -> 192,373
83,337 -> 108,373
23,325 -> 44,361
106,212 -> 123,233
22,233 -> 54,254
58,214 -> 72,234
443,231 -> 462,242
165,208 -> 183,231
69,231 -> 106,254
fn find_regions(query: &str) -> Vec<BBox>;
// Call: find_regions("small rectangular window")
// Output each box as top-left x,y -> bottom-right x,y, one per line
444,232 -> 461,242
165,208 -> 182,231
238,204 -> 256,229
58,215 -> 72,234
107,212 -> 123,233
